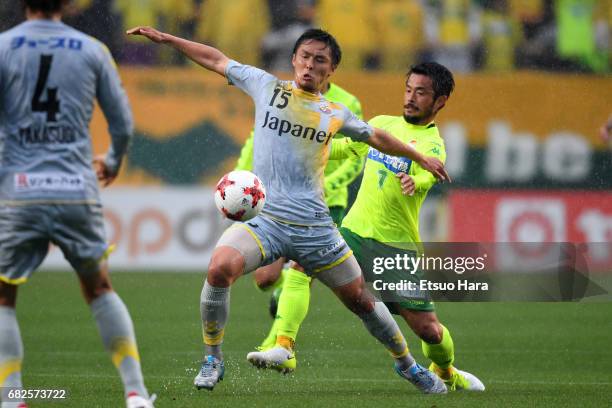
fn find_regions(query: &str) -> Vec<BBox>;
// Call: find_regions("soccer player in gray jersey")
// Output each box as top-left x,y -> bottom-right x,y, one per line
129,26 -> 450,394
0,2 -> 153,407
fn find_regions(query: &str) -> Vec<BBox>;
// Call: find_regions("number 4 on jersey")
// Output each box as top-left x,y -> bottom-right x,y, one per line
32,54 -> 60,122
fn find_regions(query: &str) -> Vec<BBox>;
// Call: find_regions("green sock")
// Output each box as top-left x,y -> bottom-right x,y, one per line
421,324 -> 454,370
274,268 -> 311,343
260,315 -> 280,349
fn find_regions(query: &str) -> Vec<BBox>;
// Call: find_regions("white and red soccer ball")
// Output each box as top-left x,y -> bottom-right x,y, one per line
214,170 -> 266,221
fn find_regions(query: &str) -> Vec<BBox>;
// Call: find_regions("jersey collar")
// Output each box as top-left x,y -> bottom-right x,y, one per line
23,19 -> 67,29
402,119 -> 436,131
292,81 -> 323,100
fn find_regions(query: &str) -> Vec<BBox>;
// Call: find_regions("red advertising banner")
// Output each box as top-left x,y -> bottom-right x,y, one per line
449,190 -> 612,273
449,190 -> 612,243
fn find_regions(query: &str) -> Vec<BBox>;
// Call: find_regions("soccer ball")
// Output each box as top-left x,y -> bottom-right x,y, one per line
214,170 -> 266,221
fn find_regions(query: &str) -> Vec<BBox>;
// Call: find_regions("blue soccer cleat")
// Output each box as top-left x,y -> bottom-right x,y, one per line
395,362 -> 448,394
194,355 -> 225,391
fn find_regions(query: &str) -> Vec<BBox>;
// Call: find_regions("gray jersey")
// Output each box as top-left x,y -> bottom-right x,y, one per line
0,20 -> 132,204
225,60 -> 372,226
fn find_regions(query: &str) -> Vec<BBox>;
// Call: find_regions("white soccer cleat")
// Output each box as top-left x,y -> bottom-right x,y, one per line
246,346 -> 294,372
428,363 -> 485,391
126,392 -> 156,408
450,368 -> 486,391
194,355 -> 225,391
395,363 -> 448,394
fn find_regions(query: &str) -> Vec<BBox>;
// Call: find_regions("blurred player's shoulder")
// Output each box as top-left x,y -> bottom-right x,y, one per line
0,21 -> 27,45
326,83 -> 362,113
327,82 -> 357,100
85,35 -> 116,62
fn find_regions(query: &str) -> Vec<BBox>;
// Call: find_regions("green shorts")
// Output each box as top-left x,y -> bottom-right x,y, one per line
329,206 -> 345,227
339,227 -> 435,313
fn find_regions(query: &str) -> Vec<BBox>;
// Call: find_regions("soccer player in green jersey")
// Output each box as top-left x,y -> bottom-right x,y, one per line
235,81 -> 365,359
253,62 -> 485,391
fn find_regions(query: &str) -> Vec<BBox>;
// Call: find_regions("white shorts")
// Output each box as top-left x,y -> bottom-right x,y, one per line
215,214 -> 361,288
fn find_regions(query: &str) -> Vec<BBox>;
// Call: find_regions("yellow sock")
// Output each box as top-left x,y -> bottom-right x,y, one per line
432,363 -> 455,380
276,335 -> 295,352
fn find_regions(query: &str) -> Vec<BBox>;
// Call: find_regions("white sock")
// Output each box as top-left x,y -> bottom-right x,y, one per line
200,281 -> 230,360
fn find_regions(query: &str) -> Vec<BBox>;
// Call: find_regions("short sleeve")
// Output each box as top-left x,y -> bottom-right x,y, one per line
225,59 -> 277,98
338,106 -> 373,142
330,137 -> 369,159
422,135 -> 446,163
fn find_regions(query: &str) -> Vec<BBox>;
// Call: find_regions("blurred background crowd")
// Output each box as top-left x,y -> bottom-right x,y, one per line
1,0 -> 610,74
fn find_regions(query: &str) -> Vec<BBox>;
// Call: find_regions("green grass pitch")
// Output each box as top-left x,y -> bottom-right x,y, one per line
16,271 -> 612,407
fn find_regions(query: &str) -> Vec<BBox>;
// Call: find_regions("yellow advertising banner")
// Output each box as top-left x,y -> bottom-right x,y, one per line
88,68 -> 610,186
339,71 -> 611,146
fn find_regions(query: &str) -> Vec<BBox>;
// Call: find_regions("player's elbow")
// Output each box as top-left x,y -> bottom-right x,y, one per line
109,122 -> 133,143
197,53 -> 229,76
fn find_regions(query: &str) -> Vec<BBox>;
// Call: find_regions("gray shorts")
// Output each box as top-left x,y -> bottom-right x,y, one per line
0,204 -> 109,284
216,214 -> 360,288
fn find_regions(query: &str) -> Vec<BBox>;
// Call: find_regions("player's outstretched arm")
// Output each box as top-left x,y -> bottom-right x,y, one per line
126,26 -> 229,76
368,128 -> 450,182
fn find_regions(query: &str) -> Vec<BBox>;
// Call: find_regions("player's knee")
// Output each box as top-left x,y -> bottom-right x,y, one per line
85,286 -> 113,304
254,273 -> 274,290
418,321 -> 443,344
253,276 -> 269,290
78,265 -> 113,304
342,286 -> 374,315
255,258 -> 286,290
0,282 -> 18,308
208,252 -> 244,287
352,299 -> 375,315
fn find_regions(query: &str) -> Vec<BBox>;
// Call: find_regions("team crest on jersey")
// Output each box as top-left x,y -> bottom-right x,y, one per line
319,103 -> 331,114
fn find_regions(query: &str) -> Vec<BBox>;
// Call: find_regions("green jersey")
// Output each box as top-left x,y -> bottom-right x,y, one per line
235,83 -> 365,209
234,130 -> 254,171
332,115 -> 446,244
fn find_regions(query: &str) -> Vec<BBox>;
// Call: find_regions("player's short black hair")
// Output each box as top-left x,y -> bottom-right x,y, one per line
23,0 -> 67,14
292,28 -> 342,67
408,62 -> 455,100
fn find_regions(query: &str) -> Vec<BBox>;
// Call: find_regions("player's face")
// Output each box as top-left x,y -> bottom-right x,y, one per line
403,74 -> 447,125
292,40 -> 335,93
